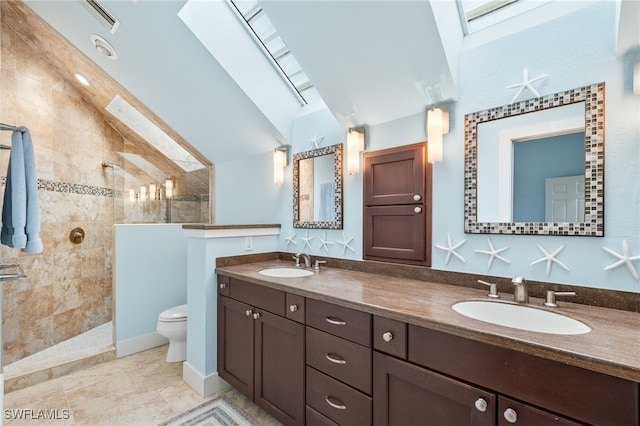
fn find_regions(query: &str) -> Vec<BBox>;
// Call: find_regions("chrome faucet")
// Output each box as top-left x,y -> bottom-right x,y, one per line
512,276 -> 529,303
293,253 -> 311,268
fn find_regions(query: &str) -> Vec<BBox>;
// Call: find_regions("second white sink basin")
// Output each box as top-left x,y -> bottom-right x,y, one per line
258,267 -> 314,278
452,300 -> 591,335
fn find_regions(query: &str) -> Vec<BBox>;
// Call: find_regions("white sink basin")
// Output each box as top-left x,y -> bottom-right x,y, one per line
452,300 -> 591,335
258,267 -> 314,278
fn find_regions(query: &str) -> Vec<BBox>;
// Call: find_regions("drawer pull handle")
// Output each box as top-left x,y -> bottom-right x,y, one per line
325,396 -> 346,410
382,332 -> 393,342
325,353 -> 346,365
325,317 -> 346,326
474,398 -> 487,412
289,304 -> 298,312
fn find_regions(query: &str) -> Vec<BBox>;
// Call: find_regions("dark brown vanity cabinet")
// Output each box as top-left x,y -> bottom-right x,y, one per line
305,299 -> 373,425
363,142 -> 432,266
217,278 -> 305,426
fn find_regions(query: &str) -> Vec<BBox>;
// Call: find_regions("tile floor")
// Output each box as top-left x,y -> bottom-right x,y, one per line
4,345 -> 282,426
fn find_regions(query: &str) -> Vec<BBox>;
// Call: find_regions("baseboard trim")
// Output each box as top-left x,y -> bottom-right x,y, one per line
182,362 -> 230,397
116,333 -> 168,358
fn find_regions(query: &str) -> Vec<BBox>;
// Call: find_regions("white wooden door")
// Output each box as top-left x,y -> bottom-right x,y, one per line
545,175 -> 585,222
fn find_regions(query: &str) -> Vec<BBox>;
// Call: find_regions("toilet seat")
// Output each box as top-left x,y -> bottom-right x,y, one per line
159,304 -> 187,322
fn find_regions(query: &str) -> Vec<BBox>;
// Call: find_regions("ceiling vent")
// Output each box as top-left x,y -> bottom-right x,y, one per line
78,0 -> 120,34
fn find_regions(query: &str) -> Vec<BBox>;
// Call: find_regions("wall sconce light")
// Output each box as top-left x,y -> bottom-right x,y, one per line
149,183 -> 157,200
347,127 -> 366,175
426,105 -> 449,163
129,188 -> 135,203
274,146 -> 288,185
139,185 -> 147,201
165,178 -> 174,199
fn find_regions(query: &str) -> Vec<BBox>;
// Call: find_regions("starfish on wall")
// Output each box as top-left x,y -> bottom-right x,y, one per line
435,233 -> 466,265
507,68 -> 547,103
309,133 -> 325,149
336,231 -> 355,254
602,240 -> 640,280
318,232 -> 334,253
475,237 -> 510,269
300,230 -> 315,250
530,244 -> 570,276
284,229 -> 297,248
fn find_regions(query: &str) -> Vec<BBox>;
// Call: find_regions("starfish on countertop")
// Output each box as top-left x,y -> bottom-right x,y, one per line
435,233 -> 466,265
530,244 -> 570,276
602,240 -> 640,280
507,68 -> 547,103
475,237 -> 510,269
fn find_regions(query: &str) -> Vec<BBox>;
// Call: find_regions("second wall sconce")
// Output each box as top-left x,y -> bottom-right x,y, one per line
347,127 -> 366,175
426,105 -> 449,163
274,146 -> 288,185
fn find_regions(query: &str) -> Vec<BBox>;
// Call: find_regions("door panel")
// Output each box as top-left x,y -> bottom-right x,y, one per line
364,205 -> 426,261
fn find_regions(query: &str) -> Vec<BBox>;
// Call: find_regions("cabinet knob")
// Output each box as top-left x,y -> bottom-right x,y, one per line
252,312 -> 261,320
219,283 -> 227,289
382,332 -> 393,342
245,309 -> 253,317
503,408 -> 518,424
474,398 -> 488,412
289,304 -> 298,313
414,206 -> 422,214
413,194 -> 422,201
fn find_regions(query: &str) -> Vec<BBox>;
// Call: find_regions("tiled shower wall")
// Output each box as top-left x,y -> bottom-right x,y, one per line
0,18 -> 208,364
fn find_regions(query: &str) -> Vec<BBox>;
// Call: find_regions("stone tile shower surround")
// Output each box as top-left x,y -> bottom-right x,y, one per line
0,17 -> 207,365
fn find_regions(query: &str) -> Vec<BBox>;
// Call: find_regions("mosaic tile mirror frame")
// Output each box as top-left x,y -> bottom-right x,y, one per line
464,82 -> 605,236
293,143 -> 343,230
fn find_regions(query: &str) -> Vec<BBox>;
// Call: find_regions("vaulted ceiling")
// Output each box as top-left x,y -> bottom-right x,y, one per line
6,0 -> 639,166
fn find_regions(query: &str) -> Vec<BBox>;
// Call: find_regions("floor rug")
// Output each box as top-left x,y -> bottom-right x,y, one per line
158,395 -> 260,426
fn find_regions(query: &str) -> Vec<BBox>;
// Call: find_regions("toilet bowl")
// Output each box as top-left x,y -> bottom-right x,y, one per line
156,304 -> 187,362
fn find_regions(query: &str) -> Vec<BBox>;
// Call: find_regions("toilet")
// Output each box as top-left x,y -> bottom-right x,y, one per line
156,304 -> 187,362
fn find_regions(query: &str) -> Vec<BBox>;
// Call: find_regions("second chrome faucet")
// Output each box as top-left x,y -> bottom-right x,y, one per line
512,276 -> 529,303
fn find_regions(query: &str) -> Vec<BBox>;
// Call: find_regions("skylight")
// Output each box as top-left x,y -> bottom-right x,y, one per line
228,0 -> 320,105
458,0 -> 554,34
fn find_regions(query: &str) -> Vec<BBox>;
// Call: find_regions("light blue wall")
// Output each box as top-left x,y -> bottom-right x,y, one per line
114,225 -> 188,344
215,2 -> 639,292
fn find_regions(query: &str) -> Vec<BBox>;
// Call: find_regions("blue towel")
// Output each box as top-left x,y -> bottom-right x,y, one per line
1,127 -> 42,253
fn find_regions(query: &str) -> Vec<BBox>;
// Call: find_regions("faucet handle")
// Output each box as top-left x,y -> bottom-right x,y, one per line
292,254 -> 301,267
477,280 -> 500,299
544,290 -> 576,307
314,260 -> 327,271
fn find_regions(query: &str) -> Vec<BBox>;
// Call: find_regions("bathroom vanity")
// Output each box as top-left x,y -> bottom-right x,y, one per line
216,258 -> 639,426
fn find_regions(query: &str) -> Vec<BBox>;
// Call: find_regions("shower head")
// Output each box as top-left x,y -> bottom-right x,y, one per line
102,161 -> 122,169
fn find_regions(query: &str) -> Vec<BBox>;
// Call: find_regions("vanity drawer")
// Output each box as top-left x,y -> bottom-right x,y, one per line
306,406 -> 339,426
373,315 -> 407,359
306,367 -> 372,426
306,299 -> 371,346
286,293 -> 305,324
306,327 -> 372,394
229,278 -> 285,316
217,274 -> 230,297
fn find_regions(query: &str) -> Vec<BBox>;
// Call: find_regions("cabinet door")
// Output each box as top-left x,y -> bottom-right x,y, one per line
364,205 -> 426,262
217,296 -> 254,399
373,352 -> 495,426
498,397 -> 582,426
255,310 -> 305,426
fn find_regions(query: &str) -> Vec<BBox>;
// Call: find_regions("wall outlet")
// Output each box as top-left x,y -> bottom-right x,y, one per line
244,236 -> 253,251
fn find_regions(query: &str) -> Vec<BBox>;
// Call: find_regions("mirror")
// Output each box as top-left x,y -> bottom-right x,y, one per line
464,82 -> 605,236
293,143 -> 343,229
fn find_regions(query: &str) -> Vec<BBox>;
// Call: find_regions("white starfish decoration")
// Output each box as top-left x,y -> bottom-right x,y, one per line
318,232 -> 334,253
300,230 -> 315,250
309,133 -> 325,149
475,237 -> 510,269
284,229 -> 297,248
336,231 -> 355,254
435,233 -> 466,265
507,68 -> 547,103
530,244 -> 570,276
602,240 -> 640,280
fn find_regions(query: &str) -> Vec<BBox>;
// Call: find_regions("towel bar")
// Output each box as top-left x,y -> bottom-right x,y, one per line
0,263 -> 26,281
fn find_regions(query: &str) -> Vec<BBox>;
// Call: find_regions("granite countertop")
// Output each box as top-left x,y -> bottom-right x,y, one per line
217,259 -> 640,383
